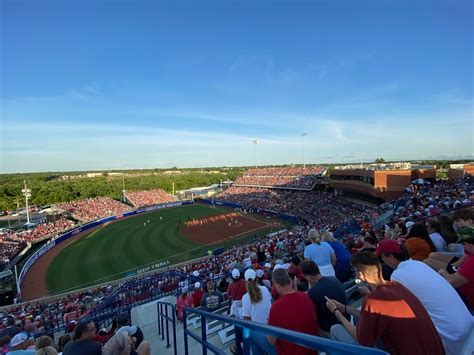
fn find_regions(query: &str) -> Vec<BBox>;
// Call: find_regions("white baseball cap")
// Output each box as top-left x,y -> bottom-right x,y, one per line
194,282 -> 201,289
117,325 -> 137,336
263,263 -> 271,268
10,332 -> 28,347
256,269 -> 264,278
231,269 -> 240,278
244,269 -> 256,281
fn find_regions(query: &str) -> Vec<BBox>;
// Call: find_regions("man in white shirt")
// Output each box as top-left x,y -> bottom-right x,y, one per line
376,240 -> 473,355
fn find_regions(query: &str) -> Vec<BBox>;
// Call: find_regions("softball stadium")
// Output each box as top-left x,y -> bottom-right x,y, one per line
0,166 -> 473,355
22,203 -> 284,299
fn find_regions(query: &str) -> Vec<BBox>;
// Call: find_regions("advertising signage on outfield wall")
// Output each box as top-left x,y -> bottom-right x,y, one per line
18,201 -> 193,287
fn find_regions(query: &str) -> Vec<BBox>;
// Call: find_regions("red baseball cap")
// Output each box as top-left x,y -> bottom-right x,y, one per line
375,240 -> 402,257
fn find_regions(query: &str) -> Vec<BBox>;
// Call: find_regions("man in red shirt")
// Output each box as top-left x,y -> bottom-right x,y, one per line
438,226 -> 474,310
176,287 -> 194,321
326,251 -> 445,355
267,268 -> 319,355
192,282 -> 204,309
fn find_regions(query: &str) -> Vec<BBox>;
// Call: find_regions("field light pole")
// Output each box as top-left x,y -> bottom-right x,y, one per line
252,139 -> 259,169
301,133 -> 309,168
21,181 -> 31,224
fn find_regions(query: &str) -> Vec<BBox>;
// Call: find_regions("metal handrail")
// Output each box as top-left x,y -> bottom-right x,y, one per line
183,307 -> 387,355
156,301 -> 177,355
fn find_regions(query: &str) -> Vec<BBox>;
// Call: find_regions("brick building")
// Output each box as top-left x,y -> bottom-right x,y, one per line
329,167 -> 436,202
448,163 -> 474,180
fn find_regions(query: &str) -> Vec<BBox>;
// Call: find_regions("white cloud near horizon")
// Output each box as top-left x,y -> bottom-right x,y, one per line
1,108 -> 472,173
1,79 -> 472,173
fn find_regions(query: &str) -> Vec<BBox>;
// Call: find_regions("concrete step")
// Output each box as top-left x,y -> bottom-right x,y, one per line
142,319 -> 235,355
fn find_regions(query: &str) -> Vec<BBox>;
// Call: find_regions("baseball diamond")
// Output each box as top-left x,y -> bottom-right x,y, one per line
20,204 -> 283,300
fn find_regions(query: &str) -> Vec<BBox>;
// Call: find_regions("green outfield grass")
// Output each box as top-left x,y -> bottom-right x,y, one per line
46,204 -> 285,294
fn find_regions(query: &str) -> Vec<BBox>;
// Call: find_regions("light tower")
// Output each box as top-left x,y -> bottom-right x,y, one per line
301,133 -> 309,168
252,139 -> 260,169
21,181 -> 31,224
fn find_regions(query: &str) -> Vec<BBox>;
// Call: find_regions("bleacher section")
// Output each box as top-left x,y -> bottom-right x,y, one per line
234,166 -> 326,189
58,197 -> 131,222
125,189 -> 176,208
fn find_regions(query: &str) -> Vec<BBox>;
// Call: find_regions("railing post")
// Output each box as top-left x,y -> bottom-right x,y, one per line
183,309 -> 189,355
160,304 -> 165,340
201,313 -> 207,355
157,303 -> 161,335
165,303 -> 170,348
172,304 -> 177,355
242,327 -> 250,354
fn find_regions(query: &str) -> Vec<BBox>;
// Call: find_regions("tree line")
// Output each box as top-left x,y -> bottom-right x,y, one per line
1,160 -> 470,211
0,168 -> 244,211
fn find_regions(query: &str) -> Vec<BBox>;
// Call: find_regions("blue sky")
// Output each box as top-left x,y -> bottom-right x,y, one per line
1,0 -> 472,173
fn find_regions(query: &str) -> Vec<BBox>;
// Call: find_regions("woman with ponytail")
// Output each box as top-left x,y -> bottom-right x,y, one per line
304,229 -> 337,277
241,269 -> 274,355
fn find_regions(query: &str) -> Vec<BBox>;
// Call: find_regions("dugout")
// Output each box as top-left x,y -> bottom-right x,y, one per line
0,270 -> 15,306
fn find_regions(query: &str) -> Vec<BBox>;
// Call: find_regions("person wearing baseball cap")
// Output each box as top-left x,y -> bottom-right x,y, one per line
176,286 -> 193,322
7,332 -> 35,354
326,251 -> 444,354
377,240 -> 472,355
192,282 -> 204,310
228,269 -> 246,354
438,226 -> 474,311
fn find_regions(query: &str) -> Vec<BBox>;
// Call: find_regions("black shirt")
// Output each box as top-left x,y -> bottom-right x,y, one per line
201,291 -> 224,311
307,276 -> 348,332
63,339 -> 102,355
257,251 -> 266,263
0,326 -> 21,339
134,326 -> 144,348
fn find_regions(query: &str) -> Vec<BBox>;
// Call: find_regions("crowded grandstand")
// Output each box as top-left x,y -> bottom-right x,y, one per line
0,169 -> 472,354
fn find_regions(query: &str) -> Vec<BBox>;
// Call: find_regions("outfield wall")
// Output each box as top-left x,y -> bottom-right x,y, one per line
200,198 -> 300,223
18,201 -> 193,289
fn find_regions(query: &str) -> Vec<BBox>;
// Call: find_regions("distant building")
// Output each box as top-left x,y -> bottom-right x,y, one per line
86,172 -> 103,178
329,164 -> 436,202
163,170 -> 182,175
176,184 -> 222,199
448,163 -> 474,180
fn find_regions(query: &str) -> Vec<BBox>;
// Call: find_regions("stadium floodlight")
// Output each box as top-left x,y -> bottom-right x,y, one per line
21,181 -> 32,224
252,139 -> 260,169
301,133 -> 309,168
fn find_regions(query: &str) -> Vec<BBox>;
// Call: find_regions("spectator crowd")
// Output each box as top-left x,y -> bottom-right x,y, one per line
235,166 -> 326,189
0,218 -> 76,268
58,197 -> 131,222
124,189 -> 176,208
216,187 -> 377,231
0,172 -> 472,354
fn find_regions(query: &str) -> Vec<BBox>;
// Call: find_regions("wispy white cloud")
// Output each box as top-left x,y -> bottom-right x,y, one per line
1,76 -> 472,173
